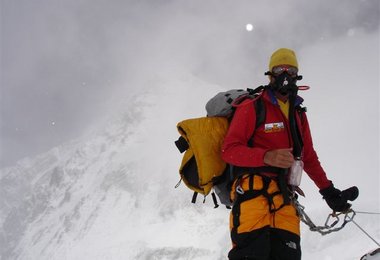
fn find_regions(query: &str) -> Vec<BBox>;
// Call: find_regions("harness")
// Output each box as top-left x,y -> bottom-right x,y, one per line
234,173 -> 288,212
230,173 -> 292,238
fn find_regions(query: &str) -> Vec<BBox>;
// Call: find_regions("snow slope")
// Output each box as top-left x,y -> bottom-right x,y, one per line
0,73 -> 232,260
1,33 -> 379,259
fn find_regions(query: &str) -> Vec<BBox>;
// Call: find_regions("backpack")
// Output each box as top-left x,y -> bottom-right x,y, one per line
174,86 -> 266,208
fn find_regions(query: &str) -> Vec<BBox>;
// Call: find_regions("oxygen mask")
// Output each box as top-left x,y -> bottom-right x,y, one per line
273,72 -> 298,95
265,66 -> 303,95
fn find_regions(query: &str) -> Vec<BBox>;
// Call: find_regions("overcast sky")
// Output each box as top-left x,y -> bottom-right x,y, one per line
1,0 -> 379,168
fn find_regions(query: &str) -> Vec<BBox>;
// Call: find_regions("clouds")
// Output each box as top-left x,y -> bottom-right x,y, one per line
1,0 -> 379,167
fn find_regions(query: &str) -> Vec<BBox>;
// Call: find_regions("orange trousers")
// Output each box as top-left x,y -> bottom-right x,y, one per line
229,174 -> 301,260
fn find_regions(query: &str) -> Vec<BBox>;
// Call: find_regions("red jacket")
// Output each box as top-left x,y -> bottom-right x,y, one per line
221,89 -> 331,190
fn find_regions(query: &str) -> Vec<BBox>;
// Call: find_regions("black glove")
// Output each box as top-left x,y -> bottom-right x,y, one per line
319,183 -> 359,212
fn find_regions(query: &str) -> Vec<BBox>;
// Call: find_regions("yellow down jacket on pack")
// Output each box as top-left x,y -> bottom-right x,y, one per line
177,117 -> 229,195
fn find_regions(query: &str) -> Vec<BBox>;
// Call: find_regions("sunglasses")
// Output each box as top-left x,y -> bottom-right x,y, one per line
272,66 -> 298,76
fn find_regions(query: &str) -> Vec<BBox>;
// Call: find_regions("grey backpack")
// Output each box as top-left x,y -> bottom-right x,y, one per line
205,86 -> 265,117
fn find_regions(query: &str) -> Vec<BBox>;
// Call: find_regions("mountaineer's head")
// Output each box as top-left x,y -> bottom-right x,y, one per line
267,48 -> 301,96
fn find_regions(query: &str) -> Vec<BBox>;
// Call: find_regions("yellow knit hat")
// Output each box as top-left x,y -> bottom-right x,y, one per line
269,48 -> 298,71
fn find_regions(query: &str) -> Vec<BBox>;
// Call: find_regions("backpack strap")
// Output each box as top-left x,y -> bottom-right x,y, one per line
247,92 -> 266,147
254,97 -> 266,130
191,190 -> 220,208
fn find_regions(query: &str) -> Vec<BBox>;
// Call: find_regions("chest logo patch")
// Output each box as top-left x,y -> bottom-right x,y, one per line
264,122 -> 285,133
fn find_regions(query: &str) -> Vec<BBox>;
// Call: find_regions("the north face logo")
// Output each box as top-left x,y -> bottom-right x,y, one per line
286,241 -> 297,250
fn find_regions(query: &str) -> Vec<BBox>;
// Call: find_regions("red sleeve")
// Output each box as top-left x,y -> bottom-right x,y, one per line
301,113 -> 331,189
221,99 -> 269,167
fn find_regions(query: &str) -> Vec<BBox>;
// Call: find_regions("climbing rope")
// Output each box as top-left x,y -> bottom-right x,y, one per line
352,220 -> 380,247
355,211 -> 380,215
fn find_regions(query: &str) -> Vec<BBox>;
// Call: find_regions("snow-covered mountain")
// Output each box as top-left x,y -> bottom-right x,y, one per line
1,33 -> 379,259
0,73 -> 233,259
